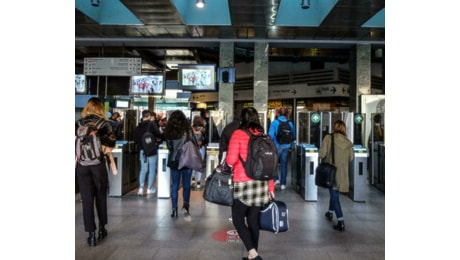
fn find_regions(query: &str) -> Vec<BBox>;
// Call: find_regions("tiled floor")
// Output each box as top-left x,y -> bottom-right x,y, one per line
75,177 -> 385,260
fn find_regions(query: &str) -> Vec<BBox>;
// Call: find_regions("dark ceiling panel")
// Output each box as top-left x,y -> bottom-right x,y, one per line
75,0 -> 384,72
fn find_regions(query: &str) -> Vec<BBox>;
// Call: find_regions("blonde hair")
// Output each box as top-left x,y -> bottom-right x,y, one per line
81,97 -> 108,120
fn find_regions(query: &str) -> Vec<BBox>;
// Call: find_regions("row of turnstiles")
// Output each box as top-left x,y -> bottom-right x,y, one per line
108,141 -> 369,202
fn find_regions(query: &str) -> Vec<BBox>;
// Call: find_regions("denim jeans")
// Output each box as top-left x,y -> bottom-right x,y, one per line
275,144 -> 290,185
328,188 -> 343,220
138,149 -> 158,190
170,167 -> 193,208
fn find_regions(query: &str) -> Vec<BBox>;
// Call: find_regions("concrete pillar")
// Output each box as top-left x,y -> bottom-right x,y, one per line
253,42 -> 269,113
218,42 -> 234,123
349,44 -> 371,112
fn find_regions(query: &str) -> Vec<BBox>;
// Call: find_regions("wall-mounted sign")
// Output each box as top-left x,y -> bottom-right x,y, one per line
84,57 -> 142,76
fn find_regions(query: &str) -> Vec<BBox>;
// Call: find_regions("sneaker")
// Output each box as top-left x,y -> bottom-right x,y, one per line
137,188 -> 144,196
275,180 -> 280,185
196,182 -> 201,189
281,185 -> 286,190
147,188 -> 157,195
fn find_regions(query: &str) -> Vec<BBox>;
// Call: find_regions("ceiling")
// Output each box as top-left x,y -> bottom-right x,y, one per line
75,0 -> 385,74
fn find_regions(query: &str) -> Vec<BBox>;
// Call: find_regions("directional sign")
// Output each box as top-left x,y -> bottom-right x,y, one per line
354,113 -> 364,124
311,112 -> 321,123
84,57 -> 142,76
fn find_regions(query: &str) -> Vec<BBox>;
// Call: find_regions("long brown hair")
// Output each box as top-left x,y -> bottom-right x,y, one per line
81,97 -> 107,120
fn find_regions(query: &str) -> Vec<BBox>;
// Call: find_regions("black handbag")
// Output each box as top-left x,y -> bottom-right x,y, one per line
315,134 -> 337,189
203,164 -> 234,206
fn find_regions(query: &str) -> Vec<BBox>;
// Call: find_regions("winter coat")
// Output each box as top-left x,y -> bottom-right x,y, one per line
318,133 -> 354,192
226,128 -> 275,192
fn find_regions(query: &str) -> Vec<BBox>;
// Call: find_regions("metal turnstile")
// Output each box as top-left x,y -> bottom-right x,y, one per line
206,143 -> 219,178
157,144 -> 170,198
348,145 -> 368,202
108,148 -> 123,196
377,144 -> 385,192
108,142 -> 132,196
298,144 -> 318,201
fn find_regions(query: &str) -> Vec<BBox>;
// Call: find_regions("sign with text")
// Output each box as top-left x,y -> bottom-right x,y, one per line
84,57 -> 142,76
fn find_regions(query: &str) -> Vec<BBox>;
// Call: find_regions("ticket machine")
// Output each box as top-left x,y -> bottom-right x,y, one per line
348,145 -> 368,202
157,143 -> 170,198
297,144 -> 318,201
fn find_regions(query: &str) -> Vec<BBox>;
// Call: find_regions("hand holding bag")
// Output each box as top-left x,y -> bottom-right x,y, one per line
203,163 -> 234,206
315,134 -> 337,189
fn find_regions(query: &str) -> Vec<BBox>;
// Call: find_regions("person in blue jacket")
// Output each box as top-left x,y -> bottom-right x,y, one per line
268,108 -> 296,190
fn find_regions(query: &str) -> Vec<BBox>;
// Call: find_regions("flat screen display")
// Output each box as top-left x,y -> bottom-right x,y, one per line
75,74 -> 86,94
178,64 -> 216,91
129,74 -> 165,95
115,99 -> 130,108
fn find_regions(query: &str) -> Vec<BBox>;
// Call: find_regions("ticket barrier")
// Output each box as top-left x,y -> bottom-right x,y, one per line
297,144 -> 318,201
108,147 -> 123,196
348,145 -> 368,202
157,144 -> 171,198
206,143 -> 219,178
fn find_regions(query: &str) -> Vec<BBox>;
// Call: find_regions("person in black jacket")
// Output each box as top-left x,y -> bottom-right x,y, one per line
75,97 -> 117,247
134,110 -> 163,196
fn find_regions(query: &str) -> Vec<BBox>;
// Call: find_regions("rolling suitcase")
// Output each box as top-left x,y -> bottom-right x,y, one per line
259,200 -> 289,233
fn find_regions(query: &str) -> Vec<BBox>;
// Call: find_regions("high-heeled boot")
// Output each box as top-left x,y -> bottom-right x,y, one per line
170,208 -> 178,218
333,220 -> 345,231
87,231 -> 97,247
98,225 -> 107,240
182,202 -> 190,216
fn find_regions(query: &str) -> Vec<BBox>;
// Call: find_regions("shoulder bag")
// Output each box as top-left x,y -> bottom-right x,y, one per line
203,160 -> 234,207
178,128 -> 203,171
315,134 -> 337,189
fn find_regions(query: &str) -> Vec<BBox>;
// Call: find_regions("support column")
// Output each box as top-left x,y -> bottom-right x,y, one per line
218,42 -> 234,123
253,42 -> 269,113
349,44 -> 371,112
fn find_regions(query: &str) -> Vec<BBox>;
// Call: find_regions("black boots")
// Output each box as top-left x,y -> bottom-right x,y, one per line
333,221 -> 345,232
170,208 -> 178,218
87,232 -> 96,247
98,225 -> 108,240
325,212 -> 333,221
182,202 -> 190,216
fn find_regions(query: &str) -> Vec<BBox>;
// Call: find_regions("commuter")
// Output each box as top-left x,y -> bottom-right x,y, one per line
218,112 -> 241,163
191,115 -> 206,189
201,109 -> 220,143
319,120 -> 354,232
110,111 -> 124,140
268,108 -> 296,190
218,111 -> 241,222
163,110 -> 195,218
226,107 -> 275,260
75,97 -> 117,247
134,110 -> 163,196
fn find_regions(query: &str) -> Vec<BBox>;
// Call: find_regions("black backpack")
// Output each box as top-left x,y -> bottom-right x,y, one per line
75,119 -> 105,166
276,119 -> 293,144
141,123 -> 158,157
239,129 -> 278,181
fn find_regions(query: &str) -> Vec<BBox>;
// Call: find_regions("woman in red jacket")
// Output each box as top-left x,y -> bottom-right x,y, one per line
226,107 -> 275,260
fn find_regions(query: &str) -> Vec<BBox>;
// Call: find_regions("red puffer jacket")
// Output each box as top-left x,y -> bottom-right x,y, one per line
226,128 -> 275,192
